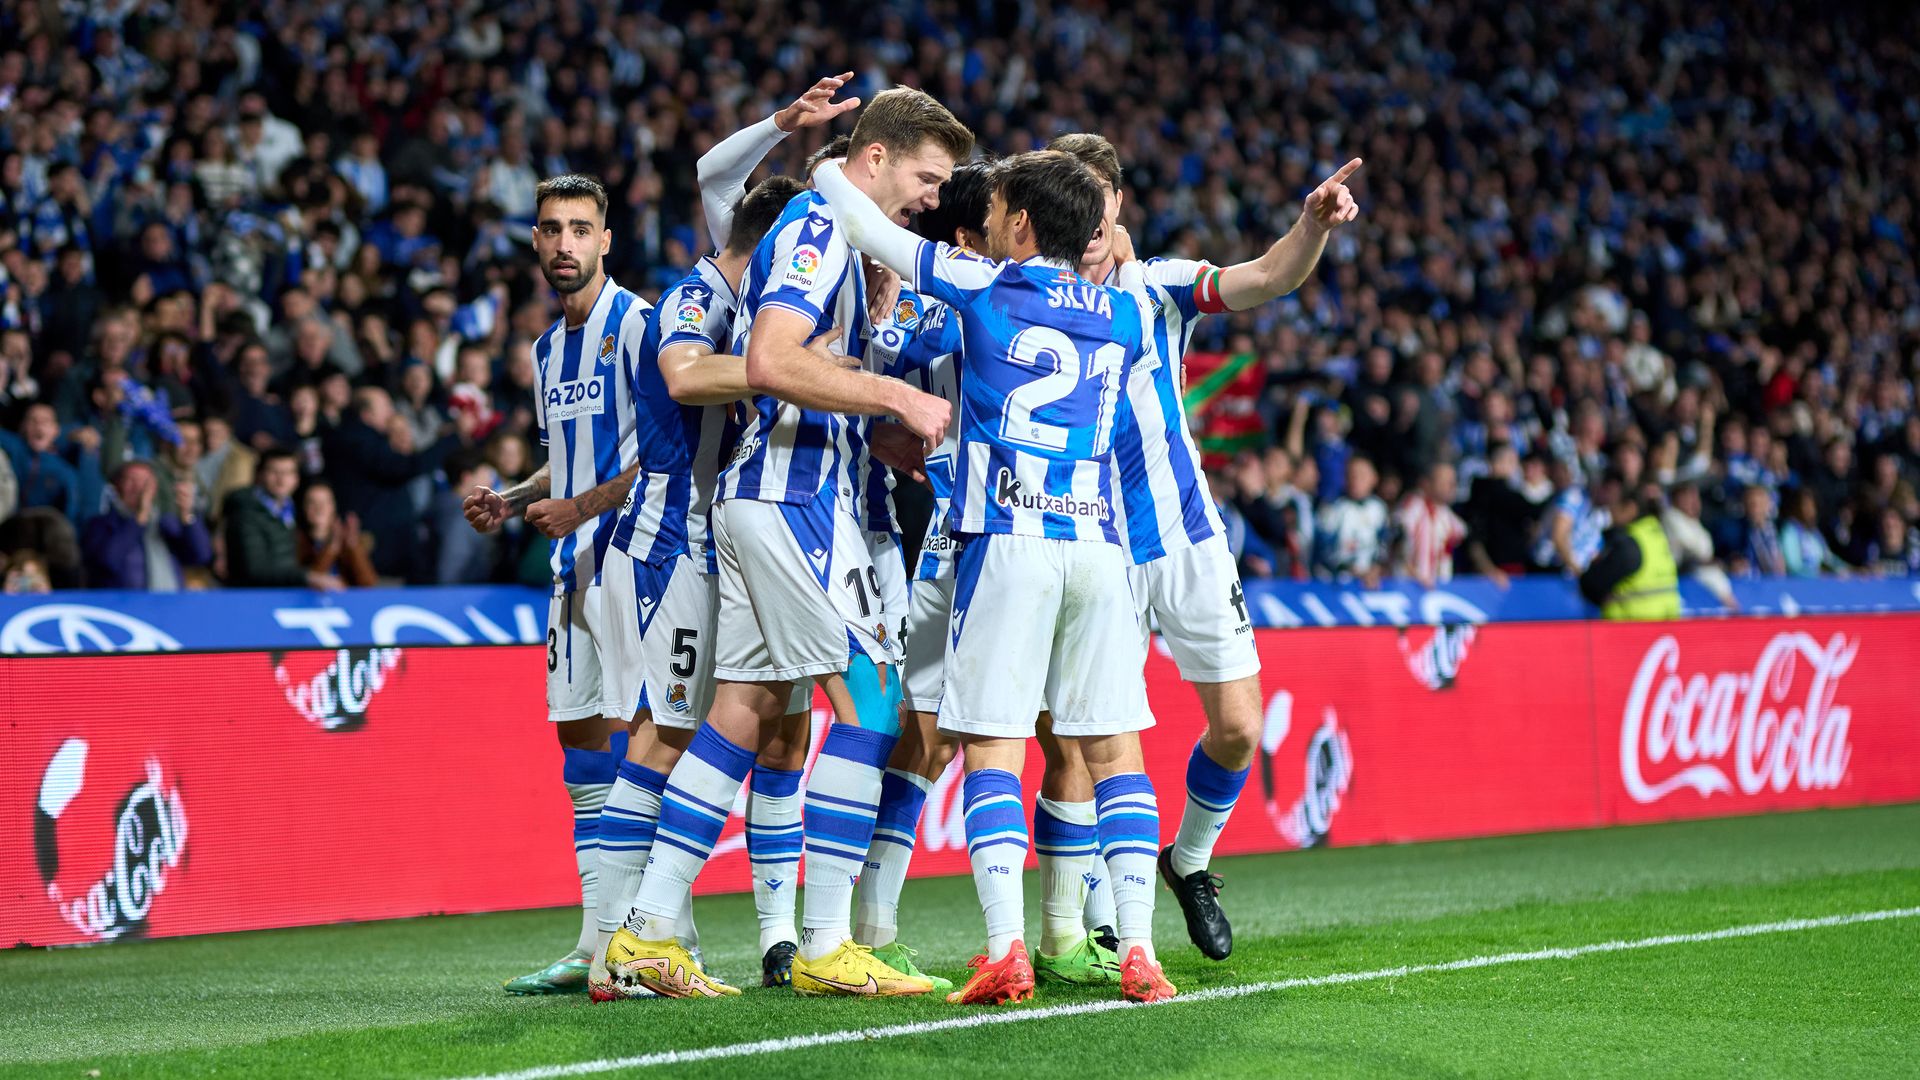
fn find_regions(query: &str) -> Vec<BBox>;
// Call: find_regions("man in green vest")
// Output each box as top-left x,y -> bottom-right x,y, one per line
1578,479 -> 1682,620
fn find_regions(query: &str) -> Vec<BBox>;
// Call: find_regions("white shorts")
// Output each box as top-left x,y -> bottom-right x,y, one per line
1131,535 -> 1262,684
867,530 -> 911,655
712,496 -> 897,683
545,585 -> 621,723
938,534 -> 1149,740
902,572 -> 953,713
602,552 -> 716,732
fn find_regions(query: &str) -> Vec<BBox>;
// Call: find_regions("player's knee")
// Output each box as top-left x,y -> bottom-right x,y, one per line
924,735 -> 957,778
554,717 -> 612,752
842,652 -> 904,738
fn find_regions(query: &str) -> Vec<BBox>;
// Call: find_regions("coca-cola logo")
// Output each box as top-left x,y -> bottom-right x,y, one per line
271,648 -> 405,731
1398,623 -> 1477,691
34,739 -> 189,941
1621,633 -> 1855,805
1260,691 -> 1355,849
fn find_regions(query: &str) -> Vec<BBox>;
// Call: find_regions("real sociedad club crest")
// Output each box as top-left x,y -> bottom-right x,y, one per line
35,738 -> 189,942
598,332 -> 617,367
892,296 -> 919,329
666,682 -> 691,714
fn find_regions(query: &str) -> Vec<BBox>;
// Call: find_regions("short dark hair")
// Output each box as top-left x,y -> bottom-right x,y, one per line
533,174 -> 608,224
915,160 -> 995,245
847,87 -> 974,165
990,151 -> 1106,264
1048,133 -> 1123,190
805,135 -> 852,178
256,447 -> 299,480
725,175 -> 807,256
444,447 -> 489,488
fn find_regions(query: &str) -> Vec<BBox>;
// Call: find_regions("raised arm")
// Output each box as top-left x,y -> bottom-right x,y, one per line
1216,158 -> 1362,311
698,73 -> 861,249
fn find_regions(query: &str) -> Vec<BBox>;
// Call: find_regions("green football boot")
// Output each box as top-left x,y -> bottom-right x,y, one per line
1035,933 -> 1123,985
503,948 -> 592,995
869,941 -> 954,992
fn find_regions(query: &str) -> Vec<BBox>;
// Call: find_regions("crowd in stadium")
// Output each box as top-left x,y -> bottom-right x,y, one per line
0,0 -> 1916,594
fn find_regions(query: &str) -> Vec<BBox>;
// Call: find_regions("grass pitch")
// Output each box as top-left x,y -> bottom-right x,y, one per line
5,805 -> 1918,1079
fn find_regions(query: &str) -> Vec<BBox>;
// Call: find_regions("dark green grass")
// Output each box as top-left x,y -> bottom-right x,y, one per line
4,805 -> 1917,1079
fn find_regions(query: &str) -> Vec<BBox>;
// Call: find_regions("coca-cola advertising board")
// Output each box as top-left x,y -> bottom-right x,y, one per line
5,616 -> 1917,948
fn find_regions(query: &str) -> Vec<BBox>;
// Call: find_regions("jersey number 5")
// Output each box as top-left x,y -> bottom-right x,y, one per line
999,327 -> 1127,456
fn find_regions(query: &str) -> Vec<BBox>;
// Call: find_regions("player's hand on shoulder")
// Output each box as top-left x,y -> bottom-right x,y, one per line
463,486 -> 509,534
1109,223 -> 1137,266
774,72 -> 861,133
1304,158 -> 1363,232
864,257 -> 902,327
804,326 -> 859,369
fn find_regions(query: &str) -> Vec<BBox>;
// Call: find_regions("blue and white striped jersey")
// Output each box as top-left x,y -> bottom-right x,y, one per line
608,257 -> 740,567
532,278 -> 650,592
720,190 -> 873,508
1104,258 -> 1233,565
1533,486 -> 1611,571
870,293 -> 964,579
906,243 -> 1149,545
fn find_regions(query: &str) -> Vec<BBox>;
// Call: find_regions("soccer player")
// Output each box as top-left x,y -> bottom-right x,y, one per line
609,87 -> 971,999
462,174 -> 649,996
815,148 -> 1176,1004
1051,132 -> 1362,960
858,162 -> 1128,989
587,75 -> 865,1001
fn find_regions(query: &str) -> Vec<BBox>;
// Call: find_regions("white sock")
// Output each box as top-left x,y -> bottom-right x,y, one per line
675,884 -> 699,954
1170,741 -> 1252,877
594,763 -> 666,943
566,779 -> 609,956
1033,797 -> 1098,955
855,768 -> 933,948
624,726 -> 755,940
746,764 -> 805,954
798,724 -> 894,961
963,769 -> 1029,963
1095,773 -> 1160,965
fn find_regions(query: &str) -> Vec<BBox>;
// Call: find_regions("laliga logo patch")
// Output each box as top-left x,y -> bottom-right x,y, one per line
666,682 -> 691,714
786,245 -> 822,284
598,333 -> 617,367
675,302 -> 706,329
36,739 -> 189,941
272,647 -> 405,731
1397,623 -> 1477,691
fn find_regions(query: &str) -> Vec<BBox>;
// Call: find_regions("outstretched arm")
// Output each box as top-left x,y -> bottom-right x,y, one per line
810,159 -> 925,279
1217,158 -> 1362,311
698,73 -> 861,250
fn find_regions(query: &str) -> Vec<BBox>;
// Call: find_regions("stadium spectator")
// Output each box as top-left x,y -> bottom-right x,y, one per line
1661,482 -> 1737,610
80,459 -> 210,591
1780,489 -> 1848,579
2,403 -> 81,521
224,448 -> 329,590
429,448 -> 500,585
294,480 -> 377,589
321,386 -> 464,580
1315,456 -> 1389,586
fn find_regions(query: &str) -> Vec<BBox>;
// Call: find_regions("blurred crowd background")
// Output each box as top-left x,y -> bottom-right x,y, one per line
0,0 -> 1916,595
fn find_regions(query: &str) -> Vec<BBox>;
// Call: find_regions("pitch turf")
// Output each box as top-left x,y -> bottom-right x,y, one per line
6,806 -> 1918,1079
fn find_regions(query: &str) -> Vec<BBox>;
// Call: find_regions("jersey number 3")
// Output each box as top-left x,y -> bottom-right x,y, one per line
999,327 -> 1126,456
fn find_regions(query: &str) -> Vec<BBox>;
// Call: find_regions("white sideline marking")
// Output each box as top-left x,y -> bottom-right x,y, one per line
458,907 -> 1920,1080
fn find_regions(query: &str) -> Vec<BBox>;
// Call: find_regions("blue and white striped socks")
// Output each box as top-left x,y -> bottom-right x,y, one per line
1095,772 -> 1161,963
625,725 -> 755,940
746,763 -> 805,954
856,768 -> 933,948
595,760 -> 666,937
1033,796 -> 1098,955
562,743 -> 617,955
963,769 -> 1029,962
1170,741 -> 1251,877
799,723 -> 897,959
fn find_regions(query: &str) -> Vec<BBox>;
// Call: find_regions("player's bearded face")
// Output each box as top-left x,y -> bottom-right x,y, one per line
533,200 -> 607,294
982,192 -> 1015,260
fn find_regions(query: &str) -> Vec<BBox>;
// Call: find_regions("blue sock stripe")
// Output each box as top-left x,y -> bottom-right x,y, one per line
875,771 -> 931,833
651,834 -> 712,859
656,802 -> 727,853
663,783 -> 734,822
805,789 -> 881,814
1094,772 -> 1155,801
688,724 -> 758,781
600,803 -> 655,821
803,804 -> 881,844
562,745 -> 619,785
1100,844 -> 1162,860
817,723 -> 898,769
617,760 -> 670,793
870,830 -> 917,849
751,763 -> 804,798
805,839 -> 872,862
610,730 -> 630,761
745,821 -> 804,835
965,769 -> 1024,799
1032,807 -> 1098,846
1186,742 -> 1252,806
968,836 -> 1030,855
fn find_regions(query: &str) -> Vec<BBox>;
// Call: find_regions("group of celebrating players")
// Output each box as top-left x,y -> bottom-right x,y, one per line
463,73 -> 1362,1007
